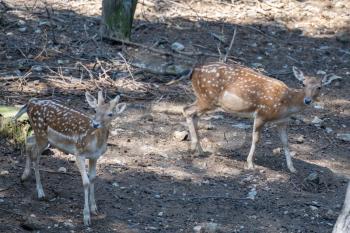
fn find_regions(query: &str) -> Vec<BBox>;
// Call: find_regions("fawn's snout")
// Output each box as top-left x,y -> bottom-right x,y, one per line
92,120 -> 101,129
303,97 -> 312,105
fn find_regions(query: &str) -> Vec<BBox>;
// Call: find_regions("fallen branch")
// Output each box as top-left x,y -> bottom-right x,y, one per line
104,36 -> 239,61
104,36 -> 192,60
0,185 -> 13,192
165,195 -> 248,202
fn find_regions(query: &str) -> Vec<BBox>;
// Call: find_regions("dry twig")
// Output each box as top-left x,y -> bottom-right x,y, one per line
223,26 -> 237,63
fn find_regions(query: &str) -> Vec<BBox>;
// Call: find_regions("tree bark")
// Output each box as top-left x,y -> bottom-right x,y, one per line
101,0 -> 138,41
333,182 -> 350,233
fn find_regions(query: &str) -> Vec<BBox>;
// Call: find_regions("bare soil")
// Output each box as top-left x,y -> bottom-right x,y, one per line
0,0 -> 349,232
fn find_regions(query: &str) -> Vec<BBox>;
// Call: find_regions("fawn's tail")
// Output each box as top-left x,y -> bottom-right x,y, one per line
12,104 -> 28,122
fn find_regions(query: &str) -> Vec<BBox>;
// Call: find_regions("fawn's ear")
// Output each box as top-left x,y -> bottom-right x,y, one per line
322,74 -> 342,86
97,91 -> 104,105
292,66 -> 305,83
110,95 -> 120,107
115,103 -> 126,115
85,92 -> 98,108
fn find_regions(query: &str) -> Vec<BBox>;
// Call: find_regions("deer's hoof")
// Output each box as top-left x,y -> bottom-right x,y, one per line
83,215 -> 91,226
90,206 -> 98,215
289,167 -> 297,173
245,163 -> 255,170
20,175 -> 29,182
37,190 -> 46,200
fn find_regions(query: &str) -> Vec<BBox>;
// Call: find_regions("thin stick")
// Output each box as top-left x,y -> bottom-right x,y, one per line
45,6 -> 57,44
34,32 -> 48,61
118,52 -> 135,81
0,208 -> 23,216
0,185 -> 13,192
243,25 -> 277,41
223,26 -> 237,63
105,36 -> 191,60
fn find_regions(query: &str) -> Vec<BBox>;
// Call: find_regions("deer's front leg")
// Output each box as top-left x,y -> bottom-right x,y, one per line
183,104 -> 204,155
88,158 -> 98,215
246,117 -> 265,169
76,156 -> 91,226
277,123 -> 296,173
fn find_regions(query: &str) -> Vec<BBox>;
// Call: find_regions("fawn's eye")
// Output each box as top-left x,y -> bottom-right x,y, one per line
317,87 -> 321,90
107,113 -> 113,117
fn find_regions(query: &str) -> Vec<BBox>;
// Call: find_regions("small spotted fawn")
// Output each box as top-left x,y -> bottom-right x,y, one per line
14,91 -> 126,226
183,62 -> 334,173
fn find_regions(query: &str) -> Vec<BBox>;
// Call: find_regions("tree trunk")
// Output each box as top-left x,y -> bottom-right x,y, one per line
101,0 -> 138,41
333,182 -> 350,233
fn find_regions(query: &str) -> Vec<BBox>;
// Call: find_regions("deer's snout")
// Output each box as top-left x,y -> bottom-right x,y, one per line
303,97 -> 312,105
92,120 -> 101,129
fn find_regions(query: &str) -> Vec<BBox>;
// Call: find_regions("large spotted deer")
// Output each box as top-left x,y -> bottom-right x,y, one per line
14,91 -> 126,226
183,62 -> 335,173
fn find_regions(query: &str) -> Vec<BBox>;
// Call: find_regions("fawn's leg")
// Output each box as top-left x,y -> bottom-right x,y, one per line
33,139 -> 49,199
332,182 -> 350,233
76,156 -> 91,226
246,116 -> 265,169
88,158 -> 98,215
277,123 -> 297,173
21,135 -> 36,181
183,103 -> 205,155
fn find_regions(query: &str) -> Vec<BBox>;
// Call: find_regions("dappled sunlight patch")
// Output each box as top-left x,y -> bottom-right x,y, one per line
146,165 -> 200,182
290,143 -> 315,155
305,159 -> 350,179
190,156 -> 242,177
151,101 -> 185,115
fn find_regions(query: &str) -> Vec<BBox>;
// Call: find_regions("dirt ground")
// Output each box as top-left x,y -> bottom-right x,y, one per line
0,0 -> 350,232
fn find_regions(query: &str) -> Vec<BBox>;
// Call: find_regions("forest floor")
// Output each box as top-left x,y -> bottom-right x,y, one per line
0,0 -> 349,232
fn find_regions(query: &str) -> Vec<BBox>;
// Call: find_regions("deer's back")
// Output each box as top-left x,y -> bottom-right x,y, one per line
27,99 -> 91,137
27,99 -> 107,157
191,62 -> 290,118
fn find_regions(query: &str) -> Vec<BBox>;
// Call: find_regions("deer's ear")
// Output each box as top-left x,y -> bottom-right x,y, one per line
97,91 -> 104,105
115,103 -> 126,114
85,92 -> 98,108
293,66 -> 305,83
110,95 -> 120,107
322,74 -> 342,86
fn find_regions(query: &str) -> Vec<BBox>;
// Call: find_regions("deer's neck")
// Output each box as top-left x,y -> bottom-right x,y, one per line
284,88 -> 308,113
76,124 -> 110,151
88,125 -> 110,144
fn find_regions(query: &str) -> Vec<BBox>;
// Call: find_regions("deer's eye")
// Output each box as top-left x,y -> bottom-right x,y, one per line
107,113 -> 113,117
317,87 -> 321,90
